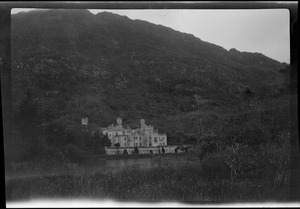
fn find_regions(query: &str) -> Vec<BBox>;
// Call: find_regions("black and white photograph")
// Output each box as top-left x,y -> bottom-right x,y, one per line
1,1 -> 299,208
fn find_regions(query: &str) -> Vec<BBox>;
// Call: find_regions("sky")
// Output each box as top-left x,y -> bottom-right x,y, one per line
12,8 -> 290,63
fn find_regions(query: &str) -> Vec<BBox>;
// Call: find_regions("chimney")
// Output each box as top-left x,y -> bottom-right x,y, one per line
141,119 -> 145,129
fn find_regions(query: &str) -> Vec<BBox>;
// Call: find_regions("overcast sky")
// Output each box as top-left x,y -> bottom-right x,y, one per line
12,8 -> 290,63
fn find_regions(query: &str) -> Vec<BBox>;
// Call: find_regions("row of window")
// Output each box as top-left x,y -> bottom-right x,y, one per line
108,132 -> 165,140
115,137 -> 143,142
119,142 -> 165,147
134,136 -> 142,140
108,132 -> 125,137
149,137 -> 166,142
115,137 -> 166,142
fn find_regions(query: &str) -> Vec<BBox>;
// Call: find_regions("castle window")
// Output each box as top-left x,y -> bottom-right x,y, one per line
154,137 -> 157,142
139,136 -> 141,140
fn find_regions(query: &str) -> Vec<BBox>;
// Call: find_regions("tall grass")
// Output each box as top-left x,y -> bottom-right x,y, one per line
6,153 -> 289,203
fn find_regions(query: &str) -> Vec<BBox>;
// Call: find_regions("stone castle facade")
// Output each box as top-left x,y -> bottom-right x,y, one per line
101,118 -> 167,148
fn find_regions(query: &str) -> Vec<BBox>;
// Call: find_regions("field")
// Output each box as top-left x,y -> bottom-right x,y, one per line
5,151 -> 290,203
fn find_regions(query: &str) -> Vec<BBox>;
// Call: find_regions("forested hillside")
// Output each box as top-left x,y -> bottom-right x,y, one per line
7,9 -> 290,162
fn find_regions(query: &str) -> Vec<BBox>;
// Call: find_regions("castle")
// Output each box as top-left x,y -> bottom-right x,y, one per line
101,118 -> 167,148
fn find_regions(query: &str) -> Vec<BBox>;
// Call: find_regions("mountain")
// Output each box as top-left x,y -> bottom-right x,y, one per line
10,9 -> 289,146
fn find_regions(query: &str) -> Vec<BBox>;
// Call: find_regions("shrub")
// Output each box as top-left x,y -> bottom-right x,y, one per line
239,129 -> 267,147
34,146 -> 69,166
65,144 -> 86,163
195,136 -> 220,160
201,153 -> 230,181
133,147 -> 139,154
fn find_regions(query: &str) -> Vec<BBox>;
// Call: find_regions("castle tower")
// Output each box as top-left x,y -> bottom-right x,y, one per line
81,116 -> 88,132
81,116 -> 88,125
117,117 -> 122,126
140,119 -> 145,129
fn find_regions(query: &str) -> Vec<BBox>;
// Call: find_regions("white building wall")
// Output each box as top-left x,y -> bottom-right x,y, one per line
102,118 -> 167,148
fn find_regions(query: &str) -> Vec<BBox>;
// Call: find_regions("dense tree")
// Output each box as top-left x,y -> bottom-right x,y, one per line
91,130 -> 111,154
9,89 -> 47,161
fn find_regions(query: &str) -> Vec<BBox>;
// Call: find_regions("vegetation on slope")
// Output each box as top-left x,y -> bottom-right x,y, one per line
5,11 -> 291,202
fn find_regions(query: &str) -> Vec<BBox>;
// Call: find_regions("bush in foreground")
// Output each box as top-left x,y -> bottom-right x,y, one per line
6,155 -> 289,202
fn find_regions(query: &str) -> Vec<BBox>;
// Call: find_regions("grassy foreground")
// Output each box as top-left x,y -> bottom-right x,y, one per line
5,153 -> 290,203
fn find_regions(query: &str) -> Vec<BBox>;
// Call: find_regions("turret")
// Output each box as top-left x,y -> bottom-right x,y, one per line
81,116 -> 88,132
117,117 -> 122,126
81,116 -> 88,125
140,119 -> 145,129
